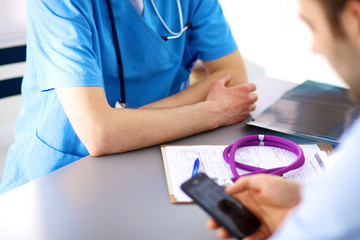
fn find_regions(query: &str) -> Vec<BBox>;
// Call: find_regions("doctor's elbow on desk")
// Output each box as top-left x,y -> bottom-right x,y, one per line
80,126 -> 110,157
76,121 -> 123,157
80,121 -> 136,157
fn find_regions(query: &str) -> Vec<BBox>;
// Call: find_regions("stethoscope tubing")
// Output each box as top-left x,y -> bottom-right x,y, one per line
105,0 -> 191,107
150,0 -> 183,36
223,135 -> 305,181
105,0 -> 127,106
151,0 -> 191,41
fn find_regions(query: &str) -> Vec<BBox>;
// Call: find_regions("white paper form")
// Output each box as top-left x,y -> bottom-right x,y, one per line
162,144 -> 324,203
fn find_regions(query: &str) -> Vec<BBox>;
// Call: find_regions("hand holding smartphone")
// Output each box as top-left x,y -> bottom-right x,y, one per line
181,173 -> 260,239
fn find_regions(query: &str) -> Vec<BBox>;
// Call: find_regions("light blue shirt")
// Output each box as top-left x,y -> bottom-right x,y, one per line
0,0 -> 237,194
271,117 -> 360,239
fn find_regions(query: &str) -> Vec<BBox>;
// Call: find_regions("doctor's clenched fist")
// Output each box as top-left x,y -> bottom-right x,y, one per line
205,73 -> 258,127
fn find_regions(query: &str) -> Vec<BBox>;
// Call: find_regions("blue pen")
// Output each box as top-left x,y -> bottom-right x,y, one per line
191,158 -> 200,177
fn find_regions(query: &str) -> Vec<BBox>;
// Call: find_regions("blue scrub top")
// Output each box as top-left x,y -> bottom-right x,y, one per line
0,0 -> 237,193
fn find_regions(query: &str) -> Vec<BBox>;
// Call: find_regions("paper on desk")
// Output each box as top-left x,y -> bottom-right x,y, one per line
315,150 -> 345,170
162,144 -> 324,203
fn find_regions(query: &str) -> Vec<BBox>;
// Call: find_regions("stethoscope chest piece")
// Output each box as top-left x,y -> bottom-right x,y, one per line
115,100 -> 128,109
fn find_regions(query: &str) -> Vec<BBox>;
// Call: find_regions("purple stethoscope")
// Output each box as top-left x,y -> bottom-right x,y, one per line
223,135 -> 305,182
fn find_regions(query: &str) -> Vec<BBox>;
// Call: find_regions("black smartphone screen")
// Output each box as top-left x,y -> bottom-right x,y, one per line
181,173 -> 260,239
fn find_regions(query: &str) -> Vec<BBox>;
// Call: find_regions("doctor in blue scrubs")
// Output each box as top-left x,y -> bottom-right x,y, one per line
0,0 -> 258,193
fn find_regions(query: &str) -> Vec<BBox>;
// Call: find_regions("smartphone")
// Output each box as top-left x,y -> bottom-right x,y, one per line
181,173 -> 260,239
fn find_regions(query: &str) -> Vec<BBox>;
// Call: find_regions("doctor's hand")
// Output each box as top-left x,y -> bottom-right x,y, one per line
206,74 -> 257,127
207,174 -> 302,240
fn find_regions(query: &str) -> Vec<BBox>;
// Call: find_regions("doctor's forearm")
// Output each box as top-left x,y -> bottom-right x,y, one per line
87,102 -> 221,156
141,70 -> 240,109
57,81 -> 254,156
142,50 -> 248,109
86,90 -> 254,156
204,50 -> 248,87
56,87 -> 218,156
89,80 -> 254,155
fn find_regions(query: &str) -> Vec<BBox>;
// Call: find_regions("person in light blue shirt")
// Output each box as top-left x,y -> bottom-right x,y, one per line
0,0 -> 258,194
207,0 -> 360,239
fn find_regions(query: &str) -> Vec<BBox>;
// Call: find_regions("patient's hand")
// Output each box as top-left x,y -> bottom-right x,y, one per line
207,174 -> 302,240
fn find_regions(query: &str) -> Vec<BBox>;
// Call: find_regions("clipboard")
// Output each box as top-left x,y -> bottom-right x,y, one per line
161,144 -> 212,204
161,143 -> 334,204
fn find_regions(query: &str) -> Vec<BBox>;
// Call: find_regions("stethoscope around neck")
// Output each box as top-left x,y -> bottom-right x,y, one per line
105,0 -> 192,108
150,0 -> 192,41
